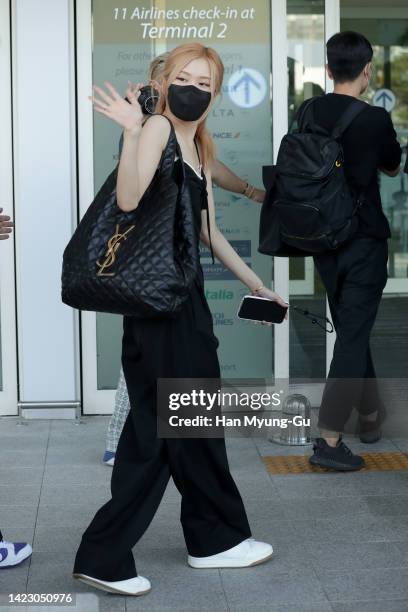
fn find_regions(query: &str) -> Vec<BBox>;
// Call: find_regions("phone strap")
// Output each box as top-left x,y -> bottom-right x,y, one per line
292,305 -> 334,333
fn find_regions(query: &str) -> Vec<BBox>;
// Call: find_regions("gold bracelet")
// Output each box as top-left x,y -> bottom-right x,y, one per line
246,185 -> 256,200
243,182 -> 255,199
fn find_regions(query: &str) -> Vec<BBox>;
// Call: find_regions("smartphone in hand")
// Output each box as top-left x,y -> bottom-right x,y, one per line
237,295 -> 288,324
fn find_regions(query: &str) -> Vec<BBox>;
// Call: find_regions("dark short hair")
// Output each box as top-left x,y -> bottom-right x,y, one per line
326,31 -> 373,83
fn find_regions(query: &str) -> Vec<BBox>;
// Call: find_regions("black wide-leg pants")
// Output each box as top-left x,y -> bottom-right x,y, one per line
73,284 -> 251,582
313,236 -> 388,433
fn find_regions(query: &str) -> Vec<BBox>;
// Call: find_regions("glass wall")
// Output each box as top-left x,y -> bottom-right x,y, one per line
287,0 -> 327,379
91,0 -> 274,389
341,0 -> 408,377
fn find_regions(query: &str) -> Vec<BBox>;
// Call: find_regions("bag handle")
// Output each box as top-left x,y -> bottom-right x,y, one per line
296,96 -> 320,133
142,114 -> 185,181
295,96 -> 331,138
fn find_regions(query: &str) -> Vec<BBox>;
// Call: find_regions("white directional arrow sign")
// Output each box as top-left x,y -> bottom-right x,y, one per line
373,88 -> 396,112
228,68 -> 267,109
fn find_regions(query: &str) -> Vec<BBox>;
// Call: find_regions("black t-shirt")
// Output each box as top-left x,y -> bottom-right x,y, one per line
296,93 -> 402,239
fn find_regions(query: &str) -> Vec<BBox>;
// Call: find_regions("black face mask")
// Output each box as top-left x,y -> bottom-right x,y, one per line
167,84 -> 211,121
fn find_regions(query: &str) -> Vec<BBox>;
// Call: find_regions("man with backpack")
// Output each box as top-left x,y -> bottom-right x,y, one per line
259,31 -> 401,471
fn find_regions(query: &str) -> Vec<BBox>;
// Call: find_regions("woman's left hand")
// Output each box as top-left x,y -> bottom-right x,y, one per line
252,188 -> 266,203
254,286 -> 289,321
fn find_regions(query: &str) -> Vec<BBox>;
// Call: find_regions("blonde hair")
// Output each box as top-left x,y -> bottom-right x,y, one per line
155,43 -> 224,168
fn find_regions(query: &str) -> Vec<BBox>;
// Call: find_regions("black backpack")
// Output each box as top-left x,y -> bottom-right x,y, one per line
258,96 -> 368,256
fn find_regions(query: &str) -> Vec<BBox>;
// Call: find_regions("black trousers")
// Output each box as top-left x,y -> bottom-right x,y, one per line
73,283 -> 251,582
313,236 -> 388,433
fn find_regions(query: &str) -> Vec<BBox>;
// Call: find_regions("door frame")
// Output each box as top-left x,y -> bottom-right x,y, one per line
274,0 -> 339,379
76,0 -> 116,414
0,0 -> 18,415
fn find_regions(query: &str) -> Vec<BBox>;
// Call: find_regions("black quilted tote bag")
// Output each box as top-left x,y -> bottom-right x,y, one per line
61,116 -> 199,317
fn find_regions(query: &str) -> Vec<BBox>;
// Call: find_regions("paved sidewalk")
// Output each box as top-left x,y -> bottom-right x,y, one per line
1,417 -> 408,612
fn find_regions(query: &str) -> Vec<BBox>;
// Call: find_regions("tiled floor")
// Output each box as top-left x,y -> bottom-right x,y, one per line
1,417 -> 408,611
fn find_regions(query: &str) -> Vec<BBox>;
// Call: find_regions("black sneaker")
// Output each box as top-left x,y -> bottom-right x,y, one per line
359,427 -> 381,444
359,405 -> 386,444
309,437 -> 365,471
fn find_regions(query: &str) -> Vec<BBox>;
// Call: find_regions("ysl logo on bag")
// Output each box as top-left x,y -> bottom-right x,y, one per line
96,224 -> 135,276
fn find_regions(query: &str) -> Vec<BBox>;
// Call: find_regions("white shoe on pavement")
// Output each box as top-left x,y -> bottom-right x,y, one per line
73,573 -> 151,596
188,538 -> 273,569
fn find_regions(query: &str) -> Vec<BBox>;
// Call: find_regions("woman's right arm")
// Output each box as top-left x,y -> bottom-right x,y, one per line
117,116 -> 170,211
90,80 -> 170,212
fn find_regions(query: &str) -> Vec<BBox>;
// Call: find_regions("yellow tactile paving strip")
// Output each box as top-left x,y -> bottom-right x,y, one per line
262,452 -> 408,474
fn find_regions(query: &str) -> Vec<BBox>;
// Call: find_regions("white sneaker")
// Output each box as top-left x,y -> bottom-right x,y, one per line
188,538 -> 273,569
0,541 -> 32,568
73,573 -> 151,596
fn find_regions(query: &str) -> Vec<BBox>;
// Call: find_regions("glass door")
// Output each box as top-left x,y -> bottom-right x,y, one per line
287,0 -> 328,385
0,0 -> 18,415
78,0 -> 275,413
340,0 -> 408,377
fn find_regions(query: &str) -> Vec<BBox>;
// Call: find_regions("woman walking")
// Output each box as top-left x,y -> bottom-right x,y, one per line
73,42 -> 285,597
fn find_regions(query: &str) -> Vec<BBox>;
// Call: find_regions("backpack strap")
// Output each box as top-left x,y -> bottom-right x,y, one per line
296,96 -> 367,139
331,99 -> 368,140
331,100 -> 369,207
